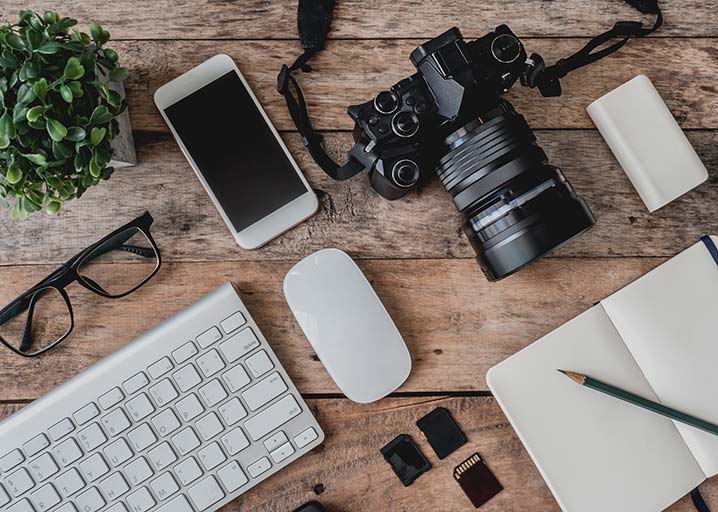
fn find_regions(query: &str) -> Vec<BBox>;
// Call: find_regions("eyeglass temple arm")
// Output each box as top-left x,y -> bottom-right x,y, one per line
88,230 -> 156,261
18,291 -> 42,353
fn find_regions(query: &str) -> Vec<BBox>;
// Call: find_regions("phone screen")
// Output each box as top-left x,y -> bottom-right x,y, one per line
164,71 -> 307,231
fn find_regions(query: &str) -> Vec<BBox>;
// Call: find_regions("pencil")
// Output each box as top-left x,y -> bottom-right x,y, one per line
558,370 -> 718,437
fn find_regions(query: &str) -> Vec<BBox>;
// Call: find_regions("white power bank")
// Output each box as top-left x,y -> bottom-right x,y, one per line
587,75 -> 708,212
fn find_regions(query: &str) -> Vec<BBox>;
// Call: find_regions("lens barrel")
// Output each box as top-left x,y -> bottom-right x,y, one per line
437,103 -> 595,280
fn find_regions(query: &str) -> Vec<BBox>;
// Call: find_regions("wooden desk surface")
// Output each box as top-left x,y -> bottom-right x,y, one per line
1,1 -> 716,510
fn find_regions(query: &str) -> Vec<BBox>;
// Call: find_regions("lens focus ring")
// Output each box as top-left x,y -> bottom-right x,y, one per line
374,91 -> 400,114
391,159 -> 421,188
392,111 -> 420,138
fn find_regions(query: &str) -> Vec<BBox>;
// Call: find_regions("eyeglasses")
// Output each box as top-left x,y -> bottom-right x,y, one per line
0,212 -> 161,357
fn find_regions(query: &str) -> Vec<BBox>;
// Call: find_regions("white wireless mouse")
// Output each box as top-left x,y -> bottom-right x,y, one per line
283,248 -> 411,403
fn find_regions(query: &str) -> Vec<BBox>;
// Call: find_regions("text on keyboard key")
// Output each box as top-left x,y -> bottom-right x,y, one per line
55,468 -> 84,497
75,487 -> 105,512
175,394 -> 204,422
48,419 -> 75,441
196,350 -> 225,378
104,438 -> 134,467
172,341 -> 198,364
73,403 -> 100,425
123,372 -> 149,395
0,450 -> 24,472
5,467 -> 34,496
98,387 -> 124,410
219,328 -> 259,362
98,472 -> 129,500
150,472 -> 179,501
172,364 -> 202,393
245,395 -> 302,440
31,483 -> 61,511
151,409 -> 181,437
126,486 -> 155,512
79,453 -> 110,482
77,423 -> 107,452
124,457 -> 154,485
188,475 -> 225,511
28,453 -> 59,482
173,457 -> 203,486
171,427 -> 200,456
221,428 -> 250,456
197,442 -> 226,471
23,434 -> 50,457
127,424 -> 157,452
263,431 -> 288,452
149,379 -> 178,407
245,349 -> 274,378
222,365 -> 251,393
148,442 -> 177,471
198,379 -> 228,408
217,460 -> 248,492
156,494 -> 194,512
148,357 -> 174,380
247,457 -> 272,478
242,372 -> 288,411
196,413 -> 223,441
196,326 -> 222,349
125,393 -> 155,421
220,311 -> 246,334
294,427 -> 319,448
53,438 -> 83,467
270,442 -> 295,464
218,397 -> 247,426
101,409 -> 131,437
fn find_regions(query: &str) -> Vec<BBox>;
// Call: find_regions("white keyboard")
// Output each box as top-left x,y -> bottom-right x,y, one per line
0,283 -> 324,512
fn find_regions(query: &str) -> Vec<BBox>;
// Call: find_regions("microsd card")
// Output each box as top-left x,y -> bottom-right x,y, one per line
416,407 -> 466,459
454,453 -> 503,508
380,434 -> 431,486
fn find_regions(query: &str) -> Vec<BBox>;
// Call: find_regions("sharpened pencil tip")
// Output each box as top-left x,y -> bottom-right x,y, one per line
558,370 -> 586,385
557,369 -> 567,375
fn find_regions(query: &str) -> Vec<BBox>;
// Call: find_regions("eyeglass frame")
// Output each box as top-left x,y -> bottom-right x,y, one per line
0,211 -> 161,357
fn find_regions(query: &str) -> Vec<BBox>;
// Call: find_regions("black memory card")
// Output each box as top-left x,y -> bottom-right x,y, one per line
454,453 -> 503,508
380,434 -> 431,486
416,407 -> 467,459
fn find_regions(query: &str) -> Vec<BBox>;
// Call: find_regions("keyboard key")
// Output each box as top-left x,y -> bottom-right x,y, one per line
148,442 -> 177,471
75,487 -> 105,512
124,457 -> 153,485
222,365 -> 251,393
126,393 -> 155,421
123,372 -> 149,395
242,372 -> 288,411
270,442 -> 295,463
8,499 -> 35,512
55,468 -> 84,497
53,438 -> 83,467
220,428 -> 250,456
172,364 -> 202,393
175,394 -> 204,422
148,357 -> 174,380
98,387 -> 124,410
172,427 -> 201,456
217,460 -> 248,492
245,395 -> 302,440
150,472 -> 179,501
48,419 -> 75,441
197,326 -> 222,349
247,456 -> 272,478
73,403 -> 100,425
79,453 -> 109,482
77,423 -> 107,452
101,408 -> 132,437
28,453 -> 59,482
23,434 -> 50,457
219,328 -> 259,362
106,504 -> 128,512
149,379 -> 179,407
197,442 -> 226,471
196,350 -> 225,378
126,487 -> 155,512
156,495 -> 194,512
188,475 -> 225,511
0,450 -> 24,472
127,424 -> 157,452
31,483 -> 61,511
263,431 -> 288,452
99,472 -> 129,500
104,438 -> 134,466
245,349 -> 274,377
152,409 -> 181,437
218,397 -> 247,426
172,342 -> 198,364
294,427 -> 319,448
196,412 -> 223,441
0,484 -> 8,505
198,379 -> 228,407
220,311 -> 246,333
173,457 -> 203,486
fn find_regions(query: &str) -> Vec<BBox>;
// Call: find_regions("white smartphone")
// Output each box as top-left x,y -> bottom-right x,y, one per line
154,54 -> 318,249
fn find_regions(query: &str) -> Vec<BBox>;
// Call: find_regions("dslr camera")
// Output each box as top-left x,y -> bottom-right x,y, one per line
345,26 -> 595,280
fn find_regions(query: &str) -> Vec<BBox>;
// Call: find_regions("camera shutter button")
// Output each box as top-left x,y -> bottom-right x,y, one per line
415,102 -> 427,113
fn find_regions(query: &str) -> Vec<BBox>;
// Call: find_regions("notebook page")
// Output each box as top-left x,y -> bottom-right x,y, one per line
602,236 -> 718,476
487,305 -> 704,512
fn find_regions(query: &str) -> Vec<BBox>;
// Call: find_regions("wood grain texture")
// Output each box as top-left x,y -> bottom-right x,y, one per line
1,131 -> 715,264
0,398 -> 714,511
1,1 -> 711,38
0,258 -> 663,399
111,39 -> 718,132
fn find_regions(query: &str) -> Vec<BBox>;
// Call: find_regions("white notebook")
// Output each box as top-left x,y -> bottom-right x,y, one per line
487,236 -> 718,512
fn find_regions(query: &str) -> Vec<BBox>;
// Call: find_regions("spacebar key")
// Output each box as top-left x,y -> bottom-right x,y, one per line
156,495 -> 194,512
245,395 -> 302,440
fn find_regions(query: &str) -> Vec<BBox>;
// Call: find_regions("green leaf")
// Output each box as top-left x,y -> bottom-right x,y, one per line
22,153 -> 47,165
26,105 -> 44,122
106,90 -> 122,108
52,140 -> 72,160
88,105 -> 113,125
16,84 -> 35,105
36,42 -> 60,54
104,48 -> 118,63
63,56 -> 84,80
43,11 -> 60,24
74,150 -> 87,171
59,84 -> 73,103
0,134 -> 10,150
0,112 -> 15,139
90,127 -> 106,146
32,77 -> 48,101
4,32 -> 26,51
46,118 -> 67,142
109,67 -> 129,82
89,23 -> 110,46
12,105 -> 28,125
6,165 -> 22,184
65,126 -> 86,142
46,200 -> 61,215
67,81 -> 83,98
89,154 -> 101,177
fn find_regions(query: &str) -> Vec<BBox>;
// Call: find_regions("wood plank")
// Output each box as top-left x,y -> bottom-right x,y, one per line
114,39 -> 718,132
1,131 -> 715,264
0,398 -> 713,511
0,258 -> 664,399
0,0 -> 711,38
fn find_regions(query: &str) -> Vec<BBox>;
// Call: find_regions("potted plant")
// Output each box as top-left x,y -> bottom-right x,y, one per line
0,10 -> 134,219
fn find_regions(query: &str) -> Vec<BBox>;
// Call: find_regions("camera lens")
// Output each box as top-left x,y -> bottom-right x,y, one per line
491,34 -> 522,64
391,159 -> 421,188
437,102 -> 595,280
374,91 -> 400,114
392,111 -> 420,138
